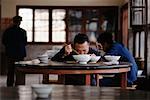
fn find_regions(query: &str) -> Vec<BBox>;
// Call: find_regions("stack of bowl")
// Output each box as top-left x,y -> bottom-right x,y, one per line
37,55 -> 49,63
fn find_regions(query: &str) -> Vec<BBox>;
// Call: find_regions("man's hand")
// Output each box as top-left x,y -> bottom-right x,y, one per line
64,44 -> 73,55
96,42 -> 103,50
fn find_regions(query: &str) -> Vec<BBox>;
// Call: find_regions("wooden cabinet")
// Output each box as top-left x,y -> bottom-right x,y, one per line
130,0 -> 148,76
67,9 -> 83,42
66,7 -> 118,43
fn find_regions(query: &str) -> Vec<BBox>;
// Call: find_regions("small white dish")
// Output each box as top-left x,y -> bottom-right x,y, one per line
17,61 -> 32,64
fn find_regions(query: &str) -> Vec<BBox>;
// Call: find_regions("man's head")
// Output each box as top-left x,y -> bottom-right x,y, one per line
73,33 -> 90,54
12,16 -> 22,26
97,32 -> 113,52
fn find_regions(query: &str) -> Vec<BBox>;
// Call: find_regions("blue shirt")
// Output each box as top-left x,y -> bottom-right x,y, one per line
106,42 -> 138,84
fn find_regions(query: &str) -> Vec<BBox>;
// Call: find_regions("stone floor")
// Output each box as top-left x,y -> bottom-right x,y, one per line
0,75 -> 136,89
0,74 -> 43,87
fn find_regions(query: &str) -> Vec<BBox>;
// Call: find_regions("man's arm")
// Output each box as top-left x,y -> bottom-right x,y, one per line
51,47 -> 66,62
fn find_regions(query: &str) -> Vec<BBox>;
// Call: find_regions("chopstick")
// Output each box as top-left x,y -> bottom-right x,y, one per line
64,43 -> 79,55
72,48 -> 79,55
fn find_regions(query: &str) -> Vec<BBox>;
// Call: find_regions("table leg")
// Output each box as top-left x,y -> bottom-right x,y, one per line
42,74 -> 49,84
121,72 -> 127,89
58,75 -> 65,84
85,74 -> 91,85
96,74 -> 99,87
15,71 -> 25,86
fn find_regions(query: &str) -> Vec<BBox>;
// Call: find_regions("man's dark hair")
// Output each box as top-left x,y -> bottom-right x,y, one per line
97,32 -> 113,45
74,33 -> 89,44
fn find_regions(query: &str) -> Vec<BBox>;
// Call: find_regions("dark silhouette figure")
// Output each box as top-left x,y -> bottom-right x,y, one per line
2,16 -> 27,86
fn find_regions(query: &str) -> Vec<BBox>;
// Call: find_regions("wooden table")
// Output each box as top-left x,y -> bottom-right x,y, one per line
15,61 -> 131,89
1,85 -> 150,100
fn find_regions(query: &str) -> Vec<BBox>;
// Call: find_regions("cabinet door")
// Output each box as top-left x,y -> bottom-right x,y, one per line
67,9 -> 83,43
85,9 -> 99,42
67,7 -> 118,43
85,8 -> 118,42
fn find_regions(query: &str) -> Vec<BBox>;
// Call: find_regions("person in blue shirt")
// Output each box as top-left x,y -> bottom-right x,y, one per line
97,32 -> 138,85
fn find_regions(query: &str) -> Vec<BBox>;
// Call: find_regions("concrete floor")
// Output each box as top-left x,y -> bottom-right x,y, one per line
0,75 -> 136,89
0,74 -> 43,87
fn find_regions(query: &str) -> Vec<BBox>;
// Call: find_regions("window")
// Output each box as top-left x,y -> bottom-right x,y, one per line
18,7 -> 66,44
52,9 -> 66,42
19,8 -> 33,42
34,9 -> 49,42
17,6 -> 118,44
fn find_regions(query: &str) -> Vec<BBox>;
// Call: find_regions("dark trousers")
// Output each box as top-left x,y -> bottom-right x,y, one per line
7,57 -> 24,87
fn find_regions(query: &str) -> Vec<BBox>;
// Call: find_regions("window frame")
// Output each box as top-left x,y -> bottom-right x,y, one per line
17,6 -> 118,45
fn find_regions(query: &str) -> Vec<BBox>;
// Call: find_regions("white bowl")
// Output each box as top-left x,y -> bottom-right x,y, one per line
37,55 -> 49,63
104,55 -> 121,62
73,54 -> 91,64
90,56 -> 101,63
31,84 -> 52,98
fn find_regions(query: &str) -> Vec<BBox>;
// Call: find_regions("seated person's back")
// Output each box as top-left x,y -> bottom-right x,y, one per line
97,32 -> 138,85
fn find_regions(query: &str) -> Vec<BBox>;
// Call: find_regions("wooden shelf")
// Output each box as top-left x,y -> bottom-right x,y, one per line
131,6 -> 146,8
130,0 -> 148,78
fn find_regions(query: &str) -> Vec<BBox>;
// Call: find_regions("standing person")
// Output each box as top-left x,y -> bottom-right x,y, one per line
51,33 -> 100,85
97,32 -> 138,86
2,16 -> 27,87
